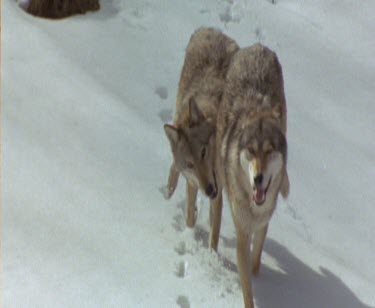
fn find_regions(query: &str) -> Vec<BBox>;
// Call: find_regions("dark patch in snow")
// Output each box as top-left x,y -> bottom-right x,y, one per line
172,213 -> 185,232
158,108 -> 173,123
131,8 -> 143,18
219,255 -> 238,273
226,287 -> 234,294
219,5 -> 240,24
176,295 -> 190,308
155,86 -> 168,100
255,27 -> 265,42
175,241 -> 187,256
193,225 -> 209,248
221,235 -> 236,249
200,8 -> 210,14
219,7 -> 231,23
175,261 -> 187,278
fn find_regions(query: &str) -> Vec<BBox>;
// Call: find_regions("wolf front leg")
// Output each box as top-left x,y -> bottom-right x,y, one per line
185,180 -> 198,227
251,224 -> 268,276
236,228 -> 254,308
165,162 -> 180,199
209,191 -> 223,252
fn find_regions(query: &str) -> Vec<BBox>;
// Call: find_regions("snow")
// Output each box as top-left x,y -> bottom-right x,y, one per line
2,0 -> 375,307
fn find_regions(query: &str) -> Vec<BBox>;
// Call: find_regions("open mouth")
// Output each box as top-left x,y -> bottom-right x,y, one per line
253,177 -> 272,206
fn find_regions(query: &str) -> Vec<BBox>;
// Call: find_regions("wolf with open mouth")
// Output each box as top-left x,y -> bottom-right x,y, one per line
216,43 -> 290,308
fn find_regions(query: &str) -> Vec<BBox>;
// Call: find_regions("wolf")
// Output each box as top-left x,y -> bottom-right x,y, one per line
163,27 -> 239,250
216,44 -> 290,308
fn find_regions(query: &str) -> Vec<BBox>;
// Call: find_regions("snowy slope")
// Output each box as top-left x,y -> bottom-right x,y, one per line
2,0 -> 375,307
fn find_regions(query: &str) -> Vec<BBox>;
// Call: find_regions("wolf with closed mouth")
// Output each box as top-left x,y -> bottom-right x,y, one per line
216,44 -> 290,308
164,27 -> 239,250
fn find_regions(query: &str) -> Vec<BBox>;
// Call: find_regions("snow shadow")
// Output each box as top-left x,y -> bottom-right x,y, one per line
254,239 -> 372,308
173,202 -> 371,307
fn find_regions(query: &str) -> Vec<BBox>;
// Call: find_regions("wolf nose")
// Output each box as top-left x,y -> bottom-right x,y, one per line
205,184 -> 214,197
254,174 -> 263,187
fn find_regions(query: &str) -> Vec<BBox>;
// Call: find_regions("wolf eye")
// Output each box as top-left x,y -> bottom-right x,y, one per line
186,161 -> 194,169
248,147 -> 255,156
201,147 -> 206,159
265,149 -> 273,156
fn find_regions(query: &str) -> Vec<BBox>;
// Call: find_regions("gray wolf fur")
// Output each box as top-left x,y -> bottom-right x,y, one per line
164,27 -> 239,250
216,44 -> 290,308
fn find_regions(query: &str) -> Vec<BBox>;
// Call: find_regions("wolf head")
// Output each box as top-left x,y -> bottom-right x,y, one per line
164,99 -> 218,199
239,115 -> 287,206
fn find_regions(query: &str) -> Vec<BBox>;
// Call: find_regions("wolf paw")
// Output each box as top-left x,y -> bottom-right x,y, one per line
167,183 -> 178,199
160,184 -> 176,200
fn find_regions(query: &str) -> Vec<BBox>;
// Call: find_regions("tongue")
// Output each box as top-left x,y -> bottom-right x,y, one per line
254,189 -> 266,205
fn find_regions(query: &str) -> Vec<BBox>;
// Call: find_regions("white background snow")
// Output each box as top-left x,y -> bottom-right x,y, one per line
2,0 -> 375,307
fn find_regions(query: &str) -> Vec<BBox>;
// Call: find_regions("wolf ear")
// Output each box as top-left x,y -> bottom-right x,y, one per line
189,97 -> 205,125
164,124 -> 180,146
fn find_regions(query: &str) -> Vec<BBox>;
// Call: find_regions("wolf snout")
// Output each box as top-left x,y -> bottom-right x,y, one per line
205,184 -> 214,196
254,173 -> 263,187
205,184 -> 217,199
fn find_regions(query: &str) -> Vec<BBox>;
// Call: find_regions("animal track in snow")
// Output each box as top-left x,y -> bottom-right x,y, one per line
219,0 -> 242,25
285,202 -> 302,221
174,241 -> 187,256
158,108 -> 173,123
176,295 -> 190,308
219,6 -> 240,24
193,224 -> 209,248
121,3 -> 149,31
172,214 -> 185,232
255,27 -> 265,42
199,8 -> 210,14
175,260 -> 188,278
155,86 -> 168,100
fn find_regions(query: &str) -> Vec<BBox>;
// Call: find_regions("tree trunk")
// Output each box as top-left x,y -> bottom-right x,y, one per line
27,0 -> 100,19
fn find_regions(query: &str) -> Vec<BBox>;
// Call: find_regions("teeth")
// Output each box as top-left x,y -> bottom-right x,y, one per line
252,177 -> 271,205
